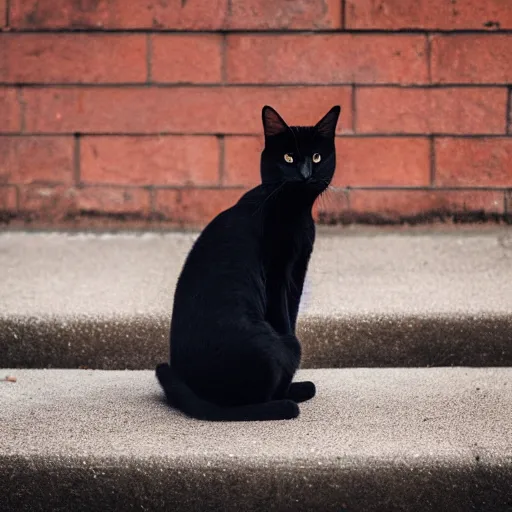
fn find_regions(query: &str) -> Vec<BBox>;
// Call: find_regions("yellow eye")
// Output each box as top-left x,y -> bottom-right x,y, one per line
284,153 -> 293,163
312,153 -> 321,163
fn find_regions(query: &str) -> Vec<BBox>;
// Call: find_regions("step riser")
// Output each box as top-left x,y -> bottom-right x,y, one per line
2,456 -> 511,512
2,315 -> 511,369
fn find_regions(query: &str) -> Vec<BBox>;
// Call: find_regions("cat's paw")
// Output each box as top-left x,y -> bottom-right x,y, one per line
287,381 -> 316,403
281,399 -> 300,419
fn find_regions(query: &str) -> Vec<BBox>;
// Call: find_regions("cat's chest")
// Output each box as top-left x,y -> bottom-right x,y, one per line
263,225 -> 309,274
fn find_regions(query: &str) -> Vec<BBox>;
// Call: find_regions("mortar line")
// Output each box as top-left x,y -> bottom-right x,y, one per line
16,87 -> 25,132
351,84 -> 357,133
149,187 -> 156,215
7,28 -> 512,34
3,132 -> 509,139
218,135 -> 226,185
341,0 -> 346,29
220,33 -> 228,84
426,34 -> 433,83
506,87 -> 511,134
14,183 -> 20,211
429,135 -> 436,186
2,82 -> 510,88
73,134 -> 81,185
5,0 -> 10,28
146,34 -> 152,83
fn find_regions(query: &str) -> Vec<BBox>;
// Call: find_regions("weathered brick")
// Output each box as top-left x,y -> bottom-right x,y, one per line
81,136 -> 219,186
0,88 -> 21,133
431,35 -> 512,84
0,34 -> 146,84
10,0 -> 227,30
1,0 -> 6,28
356,87 -> 507,134
436,138 -> 512,187
0,137 -> 74,184
151,35 -> 222,84
0,186 -> 17,210
225,0 -> 342,29
224,136 -> 263,187
224,136 -> 430,187
155,188 -> 245,227
346,0 -> 512,30
506,191 -> 512,214
23,87 -> 352,134
226,34 -> 427,85
10,0 -> 340,30
348,190 -> 505,220
74,187 -> 151,215
334,137 -> 430,187
17,185 -> 75,220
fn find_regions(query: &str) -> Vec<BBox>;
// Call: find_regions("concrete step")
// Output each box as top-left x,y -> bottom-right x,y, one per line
1,229 -> 512,369
1,367 -> 511,511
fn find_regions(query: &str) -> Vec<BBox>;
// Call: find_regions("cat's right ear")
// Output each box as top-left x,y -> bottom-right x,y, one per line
262,106 -> 290,138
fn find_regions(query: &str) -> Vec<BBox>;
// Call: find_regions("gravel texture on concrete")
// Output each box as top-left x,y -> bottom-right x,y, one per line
1,368 -> 511,511
1,230 -> 512,368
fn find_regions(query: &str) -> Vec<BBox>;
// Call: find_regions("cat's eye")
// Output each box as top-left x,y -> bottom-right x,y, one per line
312,153 -> 321,163
284,153 -> 294,163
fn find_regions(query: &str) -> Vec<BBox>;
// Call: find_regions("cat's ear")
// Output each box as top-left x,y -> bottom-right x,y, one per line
314,106 -> 341,138
262,106 -> 290,138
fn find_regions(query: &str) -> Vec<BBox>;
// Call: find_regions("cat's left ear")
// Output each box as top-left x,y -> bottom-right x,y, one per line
314,106 -> 341,138
262,106 -> 290,138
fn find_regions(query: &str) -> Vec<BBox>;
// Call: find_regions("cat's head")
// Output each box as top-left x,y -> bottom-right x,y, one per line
260,105 -> 340,193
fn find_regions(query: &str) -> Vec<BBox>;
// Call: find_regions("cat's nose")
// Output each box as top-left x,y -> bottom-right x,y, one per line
299,159 -> 312,180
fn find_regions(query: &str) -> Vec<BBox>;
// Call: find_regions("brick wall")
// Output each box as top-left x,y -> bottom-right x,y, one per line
1,0 -> 511,228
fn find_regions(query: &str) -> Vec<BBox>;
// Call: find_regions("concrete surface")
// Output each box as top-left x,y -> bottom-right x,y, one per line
1,230 -> 512,369
1,368 -> 511,511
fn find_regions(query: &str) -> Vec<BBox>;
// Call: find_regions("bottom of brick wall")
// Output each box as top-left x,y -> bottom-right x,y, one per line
0,185 -> 511,229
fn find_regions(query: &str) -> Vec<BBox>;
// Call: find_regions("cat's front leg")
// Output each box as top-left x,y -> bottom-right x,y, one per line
287,251 -> 311,333
265,279 -> 293,335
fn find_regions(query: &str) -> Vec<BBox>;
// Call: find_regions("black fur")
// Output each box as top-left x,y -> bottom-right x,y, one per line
156,105 -> 341,421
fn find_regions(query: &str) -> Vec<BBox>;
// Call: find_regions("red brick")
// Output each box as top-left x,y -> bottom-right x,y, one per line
334,137 -> 430,187
17,185 -> 75,220
10,0 -> 227,29
349,190 -> 505,219
431,35 -> 512,84
356,87 -> 507,134
226,34 -> 427,85
0,186 -> 17,210
23,87 -> 352,135
436,138 -> 512,187
0,34 -> 146,84
346,0 -> 512,30
74,187 -> 151,215
10,0 -> 340,30
151,35 -> 222,84
0,88 -> 21,133
224,136 -> 430,187
81,136 -> 219,186
1,0 -> 6,28
224,136 -> 263,187
225,0 -> 342,29
0,137 -> 74,184
155,188 -> 245,227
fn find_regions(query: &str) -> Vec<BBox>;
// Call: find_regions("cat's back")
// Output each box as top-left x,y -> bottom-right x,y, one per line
186,187 -> 263,263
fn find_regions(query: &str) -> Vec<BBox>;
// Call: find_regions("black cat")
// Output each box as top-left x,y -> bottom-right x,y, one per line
156,105 -> 340,421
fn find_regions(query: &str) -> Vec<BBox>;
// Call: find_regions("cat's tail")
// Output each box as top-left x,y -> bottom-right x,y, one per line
155,363 -> 299,421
